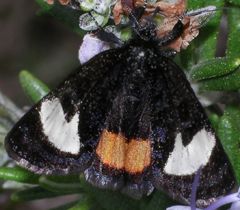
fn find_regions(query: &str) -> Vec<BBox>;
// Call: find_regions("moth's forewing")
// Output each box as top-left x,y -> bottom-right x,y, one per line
5,43 -> 236,208
5,48 -> 123,174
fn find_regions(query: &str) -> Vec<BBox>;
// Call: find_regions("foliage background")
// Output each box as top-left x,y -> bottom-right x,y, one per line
0,0 -> 80,107
0,0 -> 240,210
0,1 -> 83,209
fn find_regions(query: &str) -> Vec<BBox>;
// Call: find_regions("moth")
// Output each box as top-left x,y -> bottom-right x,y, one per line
5,1 -> 236,208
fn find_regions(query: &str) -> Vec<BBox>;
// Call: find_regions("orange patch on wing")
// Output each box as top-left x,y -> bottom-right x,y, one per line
96,130 -> 151,174
96,130 -> 127,170
125,139 -> 151,173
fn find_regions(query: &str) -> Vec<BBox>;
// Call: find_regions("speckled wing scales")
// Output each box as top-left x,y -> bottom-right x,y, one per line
5,48 -> 124,175
5,44 -> 236,208
150,58 -> 236,207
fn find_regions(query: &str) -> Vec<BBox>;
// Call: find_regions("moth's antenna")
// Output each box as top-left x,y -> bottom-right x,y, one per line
155,5 -> 217,33
127,6 -> 144,27
187,6 -> 238,14
184,6 -> 216,28
186,6 -> 217,16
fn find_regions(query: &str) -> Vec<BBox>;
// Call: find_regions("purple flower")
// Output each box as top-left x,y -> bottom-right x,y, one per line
166,206 -> 202,210
229,200 -> 240,210
78,34 -> 111,64
166,190 -> 240,210
166,168 -> 203,210
205,188 -> 240,210
167,167 -> 240,210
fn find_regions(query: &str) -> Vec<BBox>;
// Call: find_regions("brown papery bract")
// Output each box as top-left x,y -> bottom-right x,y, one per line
44,0 -> 71,5
113,0 -> 204,52
45,0 -> 206,52
45,0 -> 54,4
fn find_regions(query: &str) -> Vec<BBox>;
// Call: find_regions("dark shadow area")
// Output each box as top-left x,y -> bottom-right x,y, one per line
0,0 -> 81,106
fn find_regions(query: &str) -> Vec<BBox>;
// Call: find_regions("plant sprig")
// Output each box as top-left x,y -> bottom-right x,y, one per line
0,0 -> 240,209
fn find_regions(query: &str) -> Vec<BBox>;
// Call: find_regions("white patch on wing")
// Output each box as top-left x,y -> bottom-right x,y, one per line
39,98 -> 80,154
164,129 -> 216,176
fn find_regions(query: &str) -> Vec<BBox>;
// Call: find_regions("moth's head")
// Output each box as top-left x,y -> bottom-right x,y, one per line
133,17 -> 158,42
125,3 -> 216,52
129,6 -> 157,42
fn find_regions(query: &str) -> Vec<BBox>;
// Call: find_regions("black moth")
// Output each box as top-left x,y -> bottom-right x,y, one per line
5,3 -> 236,208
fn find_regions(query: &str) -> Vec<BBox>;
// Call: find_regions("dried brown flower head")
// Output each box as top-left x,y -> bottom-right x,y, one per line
113,0 -> 214,52
44,0 -> 71,5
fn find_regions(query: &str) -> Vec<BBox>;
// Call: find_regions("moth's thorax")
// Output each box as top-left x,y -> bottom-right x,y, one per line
122,46 -> 158,89
104,45 -> 166,140
135,20 -> 157,42
125,44 -> 160,67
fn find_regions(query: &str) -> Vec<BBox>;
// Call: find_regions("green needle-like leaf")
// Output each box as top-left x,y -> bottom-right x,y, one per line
179,0 -> 224,69
1,1 -> 239,209
11,186 -> 67,202
81,181 -> 140,210
209,113 -> 220,131
0,124 -> 9,166
19,70 -> 50,103
140,191 -> 175,210
0,91 -> 24,123
190,57 -> 240,81
2,180 -> 32,190
35,0 -> 84,35
218,106 -> 240,183
198,65 -> 240,91
227,0 -> 240,6
35,0 -> 53,11
53,197 -> 106,210
49,200 -> 80,210
44,174 -> 81,183
68,199 -> 91,210
226,6 -> 240,58
0,167 -> 39,184
39,176 -> 83,194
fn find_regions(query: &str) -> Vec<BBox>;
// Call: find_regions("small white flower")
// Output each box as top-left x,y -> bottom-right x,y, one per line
78,34 -> 111,64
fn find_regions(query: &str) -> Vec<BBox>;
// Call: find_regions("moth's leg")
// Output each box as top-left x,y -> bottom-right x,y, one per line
95,29 -> 123,46
130,5 -> 146,21
128,0 -> 147,32
157,19 -> 184,47
88,12 -> 123,46
116,0 -> 151,31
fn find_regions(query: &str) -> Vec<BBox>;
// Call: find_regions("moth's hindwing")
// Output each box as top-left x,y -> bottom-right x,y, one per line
5,45 -> 236,208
